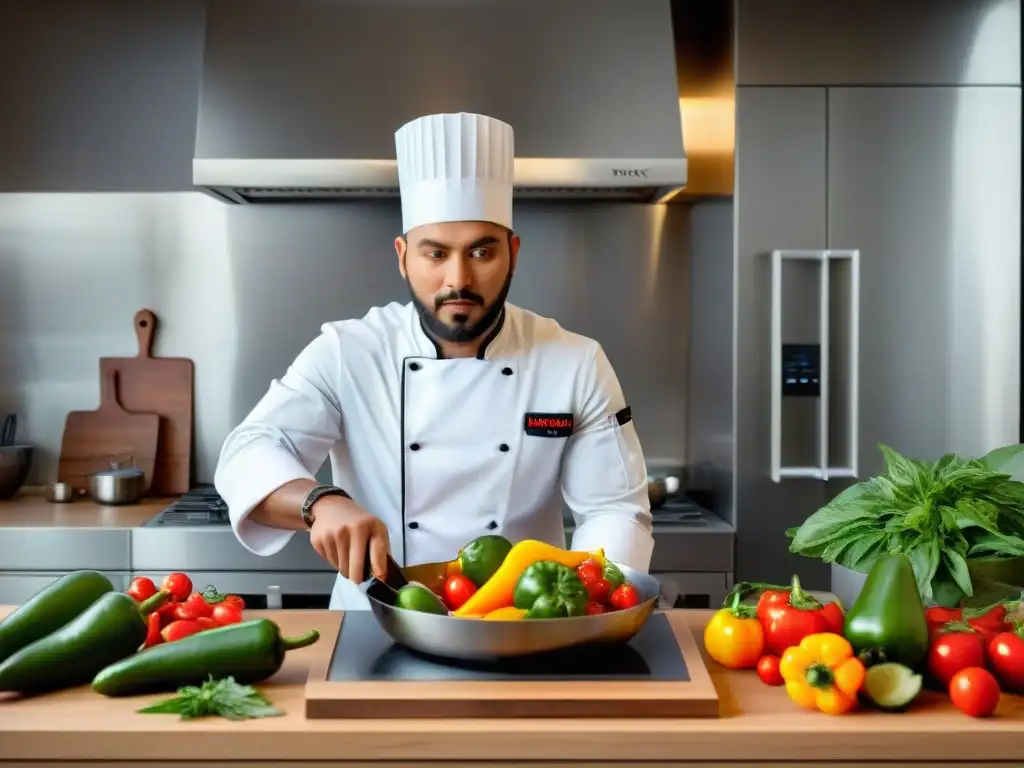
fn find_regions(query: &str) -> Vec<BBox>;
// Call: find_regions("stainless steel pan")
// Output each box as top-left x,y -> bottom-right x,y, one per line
363,556 -> 660,660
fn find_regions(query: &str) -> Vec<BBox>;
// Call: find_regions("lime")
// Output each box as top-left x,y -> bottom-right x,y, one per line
863,662 -> 923,711
458,535 -> 513,586
395,582 -> 448,614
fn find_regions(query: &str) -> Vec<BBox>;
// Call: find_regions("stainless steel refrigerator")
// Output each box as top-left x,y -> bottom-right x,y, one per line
729,1 -> 1022,593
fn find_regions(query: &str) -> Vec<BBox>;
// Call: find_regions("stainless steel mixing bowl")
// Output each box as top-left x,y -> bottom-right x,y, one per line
365,559 -> 660,660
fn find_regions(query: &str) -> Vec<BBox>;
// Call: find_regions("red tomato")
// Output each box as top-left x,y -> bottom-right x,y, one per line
172,593 -> 214,621
928,628 -> 987,688
949,667 -> 1001,718
988,630 -> 1024,693
756,654 -> 784,686
585,601 -> 607,615
160,619 -> 204,643
211,603 -> 243,626
442,574 -> 478,611
576,560 -> 603,587
196,617 -> 220,630
156,601 -> 179,628
586,578 -> 612,605
220,594 -> 245,611
161,572 -> 193,602
126,576 -> 158,602
609,583 -> 640,611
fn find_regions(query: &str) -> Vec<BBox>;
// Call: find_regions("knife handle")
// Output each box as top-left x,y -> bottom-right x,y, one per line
362,546 -> 408,591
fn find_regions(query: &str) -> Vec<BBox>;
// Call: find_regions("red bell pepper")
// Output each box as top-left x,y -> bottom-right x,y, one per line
964,602 -> 1012,644
738,575 -> 844,656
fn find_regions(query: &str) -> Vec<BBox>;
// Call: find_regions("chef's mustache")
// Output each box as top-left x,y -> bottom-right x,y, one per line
434,289 -> 484,310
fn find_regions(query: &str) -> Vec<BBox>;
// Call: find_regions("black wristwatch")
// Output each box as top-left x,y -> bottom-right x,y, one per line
300,484 -> 351,528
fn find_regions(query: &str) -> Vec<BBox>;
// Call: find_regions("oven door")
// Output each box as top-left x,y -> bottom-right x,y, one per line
136,570 -> 336,610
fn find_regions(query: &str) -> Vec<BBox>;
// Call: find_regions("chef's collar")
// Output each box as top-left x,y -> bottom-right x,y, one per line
410,305 -> 512,360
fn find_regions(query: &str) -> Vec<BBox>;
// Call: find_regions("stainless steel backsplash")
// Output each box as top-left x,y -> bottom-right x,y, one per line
0,193 -> 713,486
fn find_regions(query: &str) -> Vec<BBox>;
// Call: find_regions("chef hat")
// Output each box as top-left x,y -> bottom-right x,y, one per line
394,112 -> 514,234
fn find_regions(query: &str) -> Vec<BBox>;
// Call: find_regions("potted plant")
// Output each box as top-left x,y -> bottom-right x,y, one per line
787,443 -> 1024,609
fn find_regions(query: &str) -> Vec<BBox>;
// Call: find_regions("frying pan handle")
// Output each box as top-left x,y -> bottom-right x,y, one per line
134,309 -> 157,358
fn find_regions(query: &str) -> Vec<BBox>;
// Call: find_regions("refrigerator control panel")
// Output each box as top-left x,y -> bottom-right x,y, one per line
781,343 -> 820,397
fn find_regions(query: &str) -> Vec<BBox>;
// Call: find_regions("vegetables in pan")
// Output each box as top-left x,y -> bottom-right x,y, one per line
452,540 -> 603,616
0,569 -> 113,664
787,443 -> 1024,608
779,632 -> 865,715
92,618 -> 320,696
396,583 -> 449,615
513,561 -> 589,618
843,554 -> 930,670
0,590 -> 167,693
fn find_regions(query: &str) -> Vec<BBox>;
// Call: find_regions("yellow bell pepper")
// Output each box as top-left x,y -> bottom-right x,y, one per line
452,540 -> 604,617
779,632 -> 865,715
482,607 -> 528,620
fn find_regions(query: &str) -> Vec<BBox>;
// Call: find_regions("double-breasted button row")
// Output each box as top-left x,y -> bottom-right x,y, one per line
408,442 -> 508,452
409,519 -> 498,531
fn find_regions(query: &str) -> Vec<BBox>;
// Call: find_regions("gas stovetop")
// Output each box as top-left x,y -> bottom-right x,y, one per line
144,486 -> 230,527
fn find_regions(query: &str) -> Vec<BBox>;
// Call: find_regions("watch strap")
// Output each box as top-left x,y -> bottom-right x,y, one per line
300,484 -> 350,528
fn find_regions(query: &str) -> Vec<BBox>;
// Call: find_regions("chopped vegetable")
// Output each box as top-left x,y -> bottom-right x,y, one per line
779,633 -> 865,715
452,540 -> 603,617
137,676 -> 283,721
948,666 -> 1000,717
927,622 -> 986,688
987,621 -> 1024,693
843,553 -> 930,669
703,591 -> 764,670
756,654 -> 784,685
787,443 -> 1024,608
862,662 -> 922,711
513,561 -> 589,618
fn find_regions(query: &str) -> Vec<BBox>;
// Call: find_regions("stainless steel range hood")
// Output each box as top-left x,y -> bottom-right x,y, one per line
192,0 -> 687,204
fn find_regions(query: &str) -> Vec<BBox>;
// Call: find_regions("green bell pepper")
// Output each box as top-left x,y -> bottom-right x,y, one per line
512,560 -> 588,618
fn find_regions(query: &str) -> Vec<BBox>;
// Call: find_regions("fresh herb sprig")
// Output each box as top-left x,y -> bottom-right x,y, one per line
787,443 -> 1024,607
138,676 -> 284,721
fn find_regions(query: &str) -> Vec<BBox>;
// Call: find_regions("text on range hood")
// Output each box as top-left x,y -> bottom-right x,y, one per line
193,0 -> 687,204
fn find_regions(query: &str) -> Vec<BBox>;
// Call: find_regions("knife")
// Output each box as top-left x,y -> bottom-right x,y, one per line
361,546 -> 408,605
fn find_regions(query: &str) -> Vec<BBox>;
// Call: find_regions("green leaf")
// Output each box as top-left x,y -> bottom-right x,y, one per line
138,676 -> 284,721
944,549 -> 974,597
980,444 -> 1024,480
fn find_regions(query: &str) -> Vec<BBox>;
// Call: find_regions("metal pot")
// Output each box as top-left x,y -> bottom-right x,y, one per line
89,465 -> 146,505
0,414 -> 33,500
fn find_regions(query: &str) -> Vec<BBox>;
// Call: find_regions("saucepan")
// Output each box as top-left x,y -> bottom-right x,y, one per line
362,553 -> 660,661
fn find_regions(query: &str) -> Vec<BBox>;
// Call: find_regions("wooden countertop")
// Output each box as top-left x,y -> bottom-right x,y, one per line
0,607 -> 1022,764
0,487 -> 173,527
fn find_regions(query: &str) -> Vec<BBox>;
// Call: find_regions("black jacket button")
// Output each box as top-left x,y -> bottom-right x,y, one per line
501,367 -> 513,376
408,521 -> 419,529
409,362 -> 420,371
410,443 -> 421,451
499,443 -> 509,452
487,520 -> 498,530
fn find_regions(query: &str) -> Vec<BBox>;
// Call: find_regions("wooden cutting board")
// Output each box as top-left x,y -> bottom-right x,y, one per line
58,366 -> 160,495
304,610 -> 720,719
100,309 -> 194,495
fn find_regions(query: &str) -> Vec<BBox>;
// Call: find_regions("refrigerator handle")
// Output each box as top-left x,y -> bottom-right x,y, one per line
770,249 -> 860,482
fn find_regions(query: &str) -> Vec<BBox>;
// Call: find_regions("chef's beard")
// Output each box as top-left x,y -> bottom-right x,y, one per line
409,269 -> 513,344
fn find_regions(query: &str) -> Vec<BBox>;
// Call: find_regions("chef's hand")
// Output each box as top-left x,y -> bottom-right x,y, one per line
308,496 -> 390,584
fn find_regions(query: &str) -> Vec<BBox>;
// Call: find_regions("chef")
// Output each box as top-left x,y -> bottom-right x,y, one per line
214,112 -> 654,611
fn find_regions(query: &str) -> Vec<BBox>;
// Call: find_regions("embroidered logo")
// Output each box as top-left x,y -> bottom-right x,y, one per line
524,412 -> 574,438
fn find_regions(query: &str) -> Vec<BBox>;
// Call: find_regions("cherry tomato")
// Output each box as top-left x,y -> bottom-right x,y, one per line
609,583 -> 640,611
949,667 -> 1001,718
988,630 -> 1024,693
928,628 -> 987,688
211,603 -> 244,626
586,578 -> 612,605
220,594 -> 245,611
160,619 -> 204,643
126,576 -> 158,602
156,601 -> 179,628
442,574 -> 478,611
756,654 -> 784,686
196,617 -> 220,630
161,572 -> 193,602
576,560 -> 603,587
585,601 -> 608,615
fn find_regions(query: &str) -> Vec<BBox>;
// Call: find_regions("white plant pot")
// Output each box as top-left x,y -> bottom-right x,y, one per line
830,564 -> 868,610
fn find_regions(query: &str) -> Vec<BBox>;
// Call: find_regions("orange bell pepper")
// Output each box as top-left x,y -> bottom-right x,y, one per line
452,540 -> 604,617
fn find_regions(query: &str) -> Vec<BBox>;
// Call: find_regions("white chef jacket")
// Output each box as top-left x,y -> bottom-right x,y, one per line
214,301 -> 654,610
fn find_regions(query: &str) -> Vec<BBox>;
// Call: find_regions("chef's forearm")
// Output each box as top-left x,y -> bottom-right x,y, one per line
247,479 -> 320,531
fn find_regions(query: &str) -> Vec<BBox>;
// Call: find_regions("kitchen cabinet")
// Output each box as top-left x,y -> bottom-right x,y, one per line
736,0 -> 1020,87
